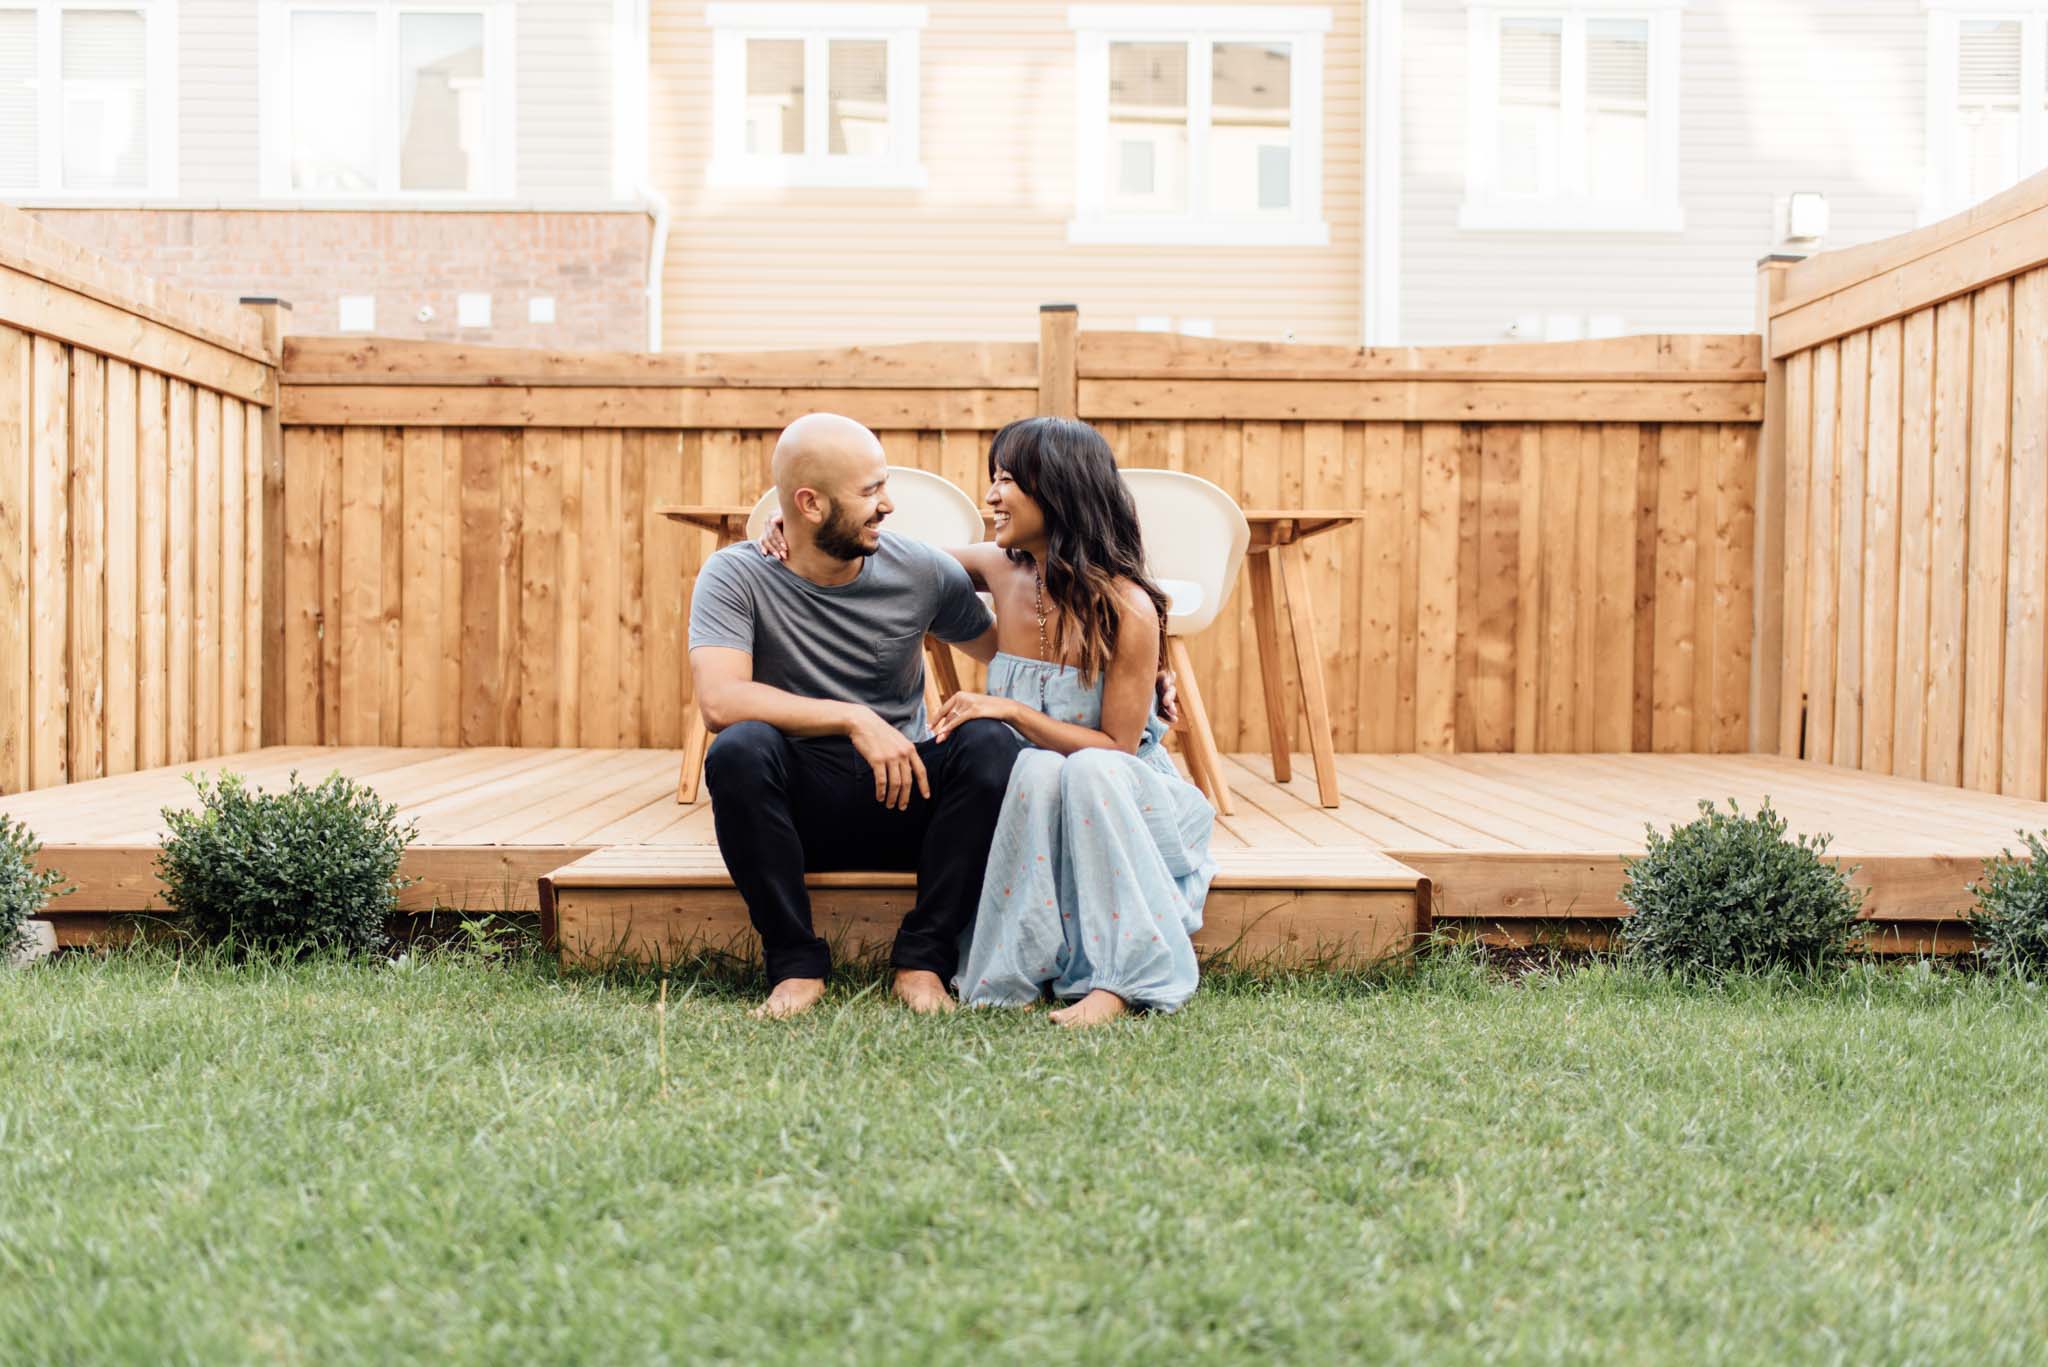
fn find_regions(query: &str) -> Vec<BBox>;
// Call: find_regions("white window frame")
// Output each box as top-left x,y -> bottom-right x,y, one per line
1923,1 -> 2048,222
1460,0 -> 1684,233
1068,5 -> 1330,247
1,0 -> 177,197
706,3 -> 927,189
257,0 -> 516,200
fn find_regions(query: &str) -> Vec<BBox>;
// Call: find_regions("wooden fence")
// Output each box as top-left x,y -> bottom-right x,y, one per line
1761,171 -> 2048,799
275,319 -> 1763,757
0,208 -> 275,797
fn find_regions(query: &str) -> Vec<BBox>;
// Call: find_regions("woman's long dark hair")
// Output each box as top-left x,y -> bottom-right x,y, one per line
987,417 -> 1170,685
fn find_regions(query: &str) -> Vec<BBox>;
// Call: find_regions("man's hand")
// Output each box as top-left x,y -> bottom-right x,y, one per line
931,691 -> 1018,744
846,707 -> 929,810
1155,668 -> 1181,726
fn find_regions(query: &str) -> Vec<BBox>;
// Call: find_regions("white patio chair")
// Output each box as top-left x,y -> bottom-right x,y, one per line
679,467 -> 987,802
1121,468 -> 1250,815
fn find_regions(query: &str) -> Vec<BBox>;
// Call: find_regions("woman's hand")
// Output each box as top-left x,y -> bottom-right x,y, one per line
756,512 -> 790,561
1155,668 -> 1180,726
931,690 -> 1019,743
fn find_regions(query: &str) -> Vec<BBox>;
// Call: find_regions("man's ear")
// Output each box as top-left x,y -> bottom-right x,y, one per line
792,487 -> 829,525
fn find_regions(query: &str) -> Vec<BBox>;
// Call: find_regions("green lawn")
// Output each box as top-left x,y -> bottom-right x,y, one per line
4,946 -> 2046,1363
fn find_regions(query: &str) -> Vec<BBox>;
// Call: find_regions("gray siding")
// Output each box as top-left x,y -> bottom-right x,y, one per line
1399,0 -> 1931,344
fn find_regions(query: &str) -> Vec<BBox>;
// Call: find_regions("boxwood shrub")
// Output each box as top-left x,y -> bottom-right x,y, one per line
1,815 -> 68,963
1966,831 -> 2048,978
1619,799 -> 1865,974
156,771 -> 415,956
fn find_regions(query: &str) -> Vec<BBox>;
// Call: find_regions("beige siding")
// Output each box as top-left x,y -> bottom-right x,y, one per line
167,0 -> 617,201
651,1 -> 1364,349
1400,0 -> 1929,344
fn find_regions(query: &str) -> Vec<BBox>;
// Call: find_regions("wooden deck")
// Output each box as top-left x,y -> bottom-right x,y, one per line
7,746 -> 2045,955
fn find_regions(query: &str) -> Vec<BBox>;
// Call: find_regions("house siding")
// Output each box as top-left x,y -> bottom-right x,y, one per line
650,0 -> 1365,349
1398,0 -> 1930,344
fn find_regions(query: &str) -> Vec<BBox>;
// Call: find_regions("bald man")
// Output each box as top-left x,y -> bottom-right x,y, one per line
688,413 -> 1024,1019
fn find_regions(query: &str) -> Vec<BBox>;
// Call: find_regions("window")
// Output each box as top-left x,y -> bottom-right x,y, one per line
258,1 -> 513,198
1070,5 -> 1330,246
1461,2 -> 1683,232
1925,4 -> 2048,219
706,4 -> 927,188
0,1 -> 176,196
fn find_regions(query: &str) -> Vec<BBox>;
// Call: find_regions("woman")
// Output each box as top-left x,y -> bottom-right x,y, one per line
929,417 -> 1214,1025
761,417 -> 1215,1026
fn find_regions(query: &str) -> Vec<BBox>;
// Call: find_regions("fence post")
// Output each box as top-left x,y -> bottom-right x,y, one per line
241,296 -> 291,748
1750,255 -> 1800,754
1038,303 -> 1078,418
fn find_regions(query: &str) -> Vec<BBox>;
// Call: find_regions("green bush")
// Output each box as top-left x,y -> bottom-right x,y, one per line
1966,831 -> 2048,977
156,772 -> 416,956
1619,799 -> 1865,974
0,815 -> 69,962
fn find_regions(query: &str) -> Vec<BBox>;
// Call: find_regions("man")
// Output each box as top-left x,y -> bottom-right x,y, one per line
688,412 -> 1024,1020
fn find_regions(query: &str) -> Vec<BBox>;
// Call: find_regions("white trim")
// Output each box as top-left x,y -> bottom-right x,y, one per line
1921,6 -> 2048,223
1460,2 -> 1684,236
1068,5 -> 1333,33
1067,6 -> 1332,248
1362,0 -> 1402,344
0,0 -> 178,197
705,3 -> 927,189
257,0 -> 516,201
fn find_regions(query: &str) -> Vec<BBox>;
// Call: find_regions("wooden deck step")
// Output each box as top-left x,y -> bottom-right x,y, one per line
541,845 -> 1432,970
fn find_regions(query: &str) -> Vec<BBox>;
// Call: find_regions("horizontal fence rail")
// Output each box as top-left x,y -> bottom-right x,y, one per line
276,324 -> 1764,757
0,208 -> 273,797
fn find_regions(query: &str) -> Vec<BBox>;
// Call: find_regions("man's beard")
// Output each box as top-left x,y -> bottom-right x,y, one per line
815,498 -> 877,560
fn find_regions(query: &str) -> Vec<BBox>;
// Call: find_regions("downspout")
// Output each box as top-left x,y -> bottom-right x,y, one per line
1362,0 -> 1403,346
615,0 -> 669,351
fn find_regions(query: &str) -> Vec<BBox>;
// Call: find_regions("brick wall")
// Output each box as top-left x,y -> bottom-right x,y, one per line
25,208 -> 653,350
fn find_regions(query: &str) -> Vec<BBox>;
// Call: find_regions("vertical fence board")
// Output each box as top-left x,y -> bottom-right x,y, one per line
281,429 -> 329,745
1709,425 -> 1756,752
102,360 -> 138,776
1511,426 -> 1543,753
1831,329 -> 1869,765
338,426 -> 384,747
1472,424 -> 1520,751
1804,342 -> 1841,764
580,429 -> 623,747
1538,422 -> 1581,751
1925,298 -> 1974,786
643,430 -> 687,748
28,338 -> 68,787
1413,423 -> 1461,753
1963,281 -> 2013,793
1592,423 -> 1638,752
1359,423 -> 1403,753
1892,310 -> 1937,780
1861,320 -> 1904,774
400,427 -> 449,745
1629,426 -> 1660,752
192,389 -> 222,759
377,428 -> 404,746
135,371 -> 168,768
517,428 -> 563,748
219,399 -> 246,754
67,351 -> 105,781
620,431 -> 649,748
243,395 -> 264,750
1651,423 -> 1700,752
1778,353 -> 1814,757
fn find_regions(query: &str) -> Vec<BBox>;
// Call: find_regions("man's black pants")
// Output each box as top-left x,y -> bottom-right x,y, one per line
704,718 -> 1027,985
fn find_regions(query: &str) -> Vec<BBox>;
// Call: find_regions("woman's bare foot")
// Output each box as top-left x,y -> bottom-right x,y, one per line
893,969 -> 958,1014
750,977 -> 826,1020
1048,989 -> 1127,1028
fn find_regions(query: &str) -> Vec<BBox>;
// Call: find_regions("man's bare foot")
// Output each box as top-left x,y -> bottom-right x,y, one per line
1048,989 -> 1128,1028
893,969 -> 957,1014
750,977 -> 826,1020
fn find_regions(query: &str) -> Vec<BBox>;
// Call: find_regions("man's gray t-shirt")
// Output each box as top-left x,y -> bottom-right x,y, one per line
688,532 -> 993,740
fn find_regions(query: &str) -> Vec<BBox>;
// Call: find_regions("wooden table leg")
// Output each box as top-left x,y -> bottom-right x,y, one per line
1275,546 -> 1341,807
1167,636 -> 1233,816
677,702 -> 710,804
1245,548 -> 1294,784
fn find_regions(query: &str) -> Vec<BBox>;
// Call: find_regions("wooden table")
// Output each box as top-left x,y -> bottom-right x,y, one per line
1238,512 -> 1359,810
657,504 -> 1359,814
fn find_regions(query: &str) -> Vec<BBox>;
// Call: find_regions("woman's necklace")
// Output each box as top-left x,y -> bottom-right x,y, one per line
1032,566 -> 1051,713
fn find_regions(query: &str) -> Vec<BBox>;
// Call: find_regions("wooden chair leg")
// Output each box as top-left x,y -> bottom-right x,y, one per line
1246,548 -> 1293,783
1277,546 -> 1341,808
925,635 -> 963,701
1175,714 -> 1218,805
677,702 -> 710,804
1167,636 -> 1234,816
